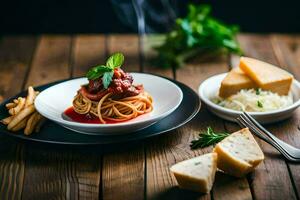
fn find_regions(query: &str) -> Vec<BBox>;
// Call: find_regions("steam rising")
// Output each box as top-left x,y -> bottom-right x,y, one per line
111,0 -> 178,33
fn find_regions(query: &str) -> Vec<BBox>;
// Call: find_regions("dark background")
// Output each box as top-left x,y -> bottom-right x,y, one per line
1,0 -> 299,34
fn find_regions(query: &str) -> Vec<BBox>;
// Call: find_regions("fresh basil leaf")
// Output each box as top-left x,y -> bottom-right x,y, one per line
86,65 -> 112,80
106,52 -> 124,68
103,71 -> 114,89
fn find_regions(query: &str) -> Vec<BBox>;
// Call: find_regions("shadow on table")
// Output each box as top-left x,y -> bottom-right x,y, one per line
0,133 -> 146,169
150,186 -> 208,200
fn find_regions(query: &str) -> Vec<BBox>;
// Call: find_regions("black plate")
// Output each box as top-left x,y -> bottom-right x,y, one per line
0,77 -> 200,145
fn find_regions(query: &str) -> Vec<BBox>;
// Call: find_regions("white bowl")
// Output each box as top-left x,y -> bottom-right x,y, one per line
35,73 -> 183,135
198,73 -> 300,124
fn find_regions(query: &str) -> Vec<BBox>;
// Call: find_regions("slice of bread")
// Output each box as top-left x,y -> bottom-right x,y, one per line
170,153 -> 218,193
214,128 -> 264,177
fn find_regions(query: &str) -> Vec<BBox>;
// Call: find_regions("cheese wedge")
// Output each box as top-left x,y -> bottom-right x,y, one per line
219,68 -> 257,98
170,153 -> 217,193
239,57 -> 293,95
213,128 -> 264,177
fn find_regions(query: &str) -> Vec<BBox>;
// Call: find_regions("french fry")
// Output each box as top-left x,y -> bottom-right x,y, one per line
3,86 -> 43,135
11,117 -> 28,132
25,86 -> 36,107
6,102 -> 16,109
9,97 -> 25,115
35,116 -> 46,133
0,116 -> 14,125
24,112 -> 40,135
7,105 -> 35,130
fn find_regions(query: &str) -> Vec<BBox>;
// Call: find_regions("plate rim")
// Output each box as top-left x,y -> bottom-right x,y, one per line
199,72 -> 300,116
0,74 -> 201,145
34,73 -> 183,128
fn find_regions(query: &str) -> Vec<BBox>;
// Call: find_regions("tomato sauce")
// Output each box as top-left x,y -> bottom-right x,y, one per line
64,107 -> 127,124
80,68 -> 143,101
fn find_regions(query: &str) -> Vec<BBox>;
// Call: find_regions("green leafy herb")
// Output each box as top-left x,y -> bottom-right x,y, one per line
190,127 -> 229,149
86,65 -> 112,80
103,71 -> 114,89
256,88 -> 261,95
257,100 -> 263,108
106,52 -> 124,68
154,4 -> 242,68
86,53 -> 125,88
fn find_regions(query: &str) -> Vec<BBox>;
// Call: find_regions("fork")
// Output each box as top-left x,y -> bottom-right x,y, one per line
237,112 -> 300,162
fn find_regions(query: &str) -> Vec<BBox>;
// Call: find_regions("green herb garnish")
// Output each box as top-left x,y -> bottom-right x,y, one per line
257,100 -> 263,108
106,52 -> 124,68
86,53 -> 124,89
190,127 -> 229,149
256,88 -> 261,95
154,4 -> 242,68
86,65 -> 112,80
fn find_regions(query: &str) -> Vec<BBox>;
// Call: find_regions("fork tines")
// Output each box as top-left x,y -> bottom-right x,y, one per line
237,112 -> 300,162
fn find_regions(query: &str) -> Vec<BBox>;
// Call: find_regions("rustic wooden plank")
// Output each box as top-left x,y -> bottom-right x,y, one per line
270,34 -> 300,198
271,34 -> 300,78
71,34 -> 107,200
143,35 -> 176,200
21,35 -> 72,200
213,172 -> 252,200
72,35 -> 106,77
234,34 -> 297,200
0,36 -> 37,200
176,55 -> 228,91
23,149 -> 102,200
0,36 -> 37,98
21,35 -> 101,200
25,36 -> 72,87
177,54 -> 251,200
143,35 -> 173,78
145,48 -> 244,199
101,34 -> 145,200
102,150 -> 145,200
107,34 -> 140,72
146,109 -> 223,200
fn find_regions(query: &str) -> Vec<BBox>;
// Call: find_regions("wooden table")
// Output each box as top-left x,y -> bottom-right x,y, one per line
0,34 -> 299,200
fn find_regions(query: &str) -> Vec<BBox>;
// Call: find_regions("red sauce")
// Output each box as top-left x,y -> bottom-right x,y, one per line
63,107 -> 126,124
80,68 -> 143,101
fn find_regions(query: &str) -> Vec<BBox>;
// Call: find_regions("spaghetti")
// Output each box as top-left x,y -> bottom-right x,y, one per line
73,90 -> 153,123
69,52 -> 154,124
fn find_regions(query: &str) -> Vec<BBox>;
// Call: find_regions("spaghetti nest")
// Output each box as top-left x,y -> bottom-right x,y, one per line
73,92 -> 153,123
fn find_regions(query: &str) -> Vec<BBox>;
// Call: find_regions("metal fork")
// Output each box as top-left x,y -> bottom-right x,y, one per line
237,112 -> 300,162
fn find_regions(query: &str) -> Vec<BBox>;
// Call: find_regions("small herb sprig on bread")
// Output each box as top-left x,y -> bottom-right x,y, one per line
190,127 -> 229,149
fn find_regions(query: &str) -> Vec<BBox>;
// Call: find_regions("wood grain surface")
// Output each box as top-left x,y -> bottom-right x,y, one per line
0,36 -> 37,200
0,34 -> 300,200
101,35 -> 145,200
236,34 -> 297,200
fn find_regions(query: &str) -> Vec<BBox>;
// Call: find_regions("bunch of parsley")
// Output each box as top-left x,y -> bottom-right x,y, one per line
154,4 -> 242,68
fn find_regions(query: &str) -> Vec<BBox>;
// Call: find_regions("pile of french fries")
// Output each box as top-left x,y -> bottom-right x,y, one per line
0,86 -> 45,135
